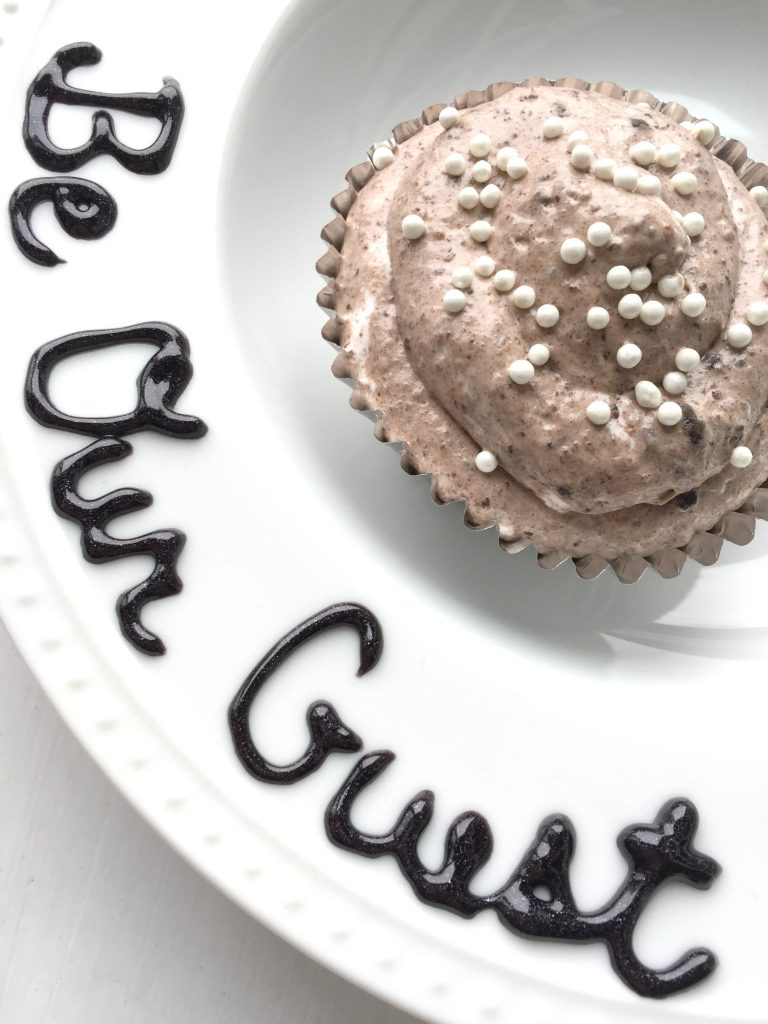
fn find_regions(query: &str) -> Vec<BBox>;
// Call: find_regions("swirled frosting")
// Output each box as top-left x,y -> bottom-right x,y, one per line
331,86 -> 768,559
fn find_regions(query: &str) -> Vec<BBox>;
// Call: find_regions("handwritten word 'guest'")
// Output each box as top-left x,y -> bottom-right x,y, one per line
229,603 -> 721,999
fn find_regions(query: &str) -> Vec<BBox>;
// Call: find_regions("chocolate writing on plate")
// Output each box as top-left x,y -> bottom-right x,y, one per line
25,323 -> 207,655
24,41 -> 184,174
230,604 -> 721,999
9,177 -> 117,268
10,41 -> 183,266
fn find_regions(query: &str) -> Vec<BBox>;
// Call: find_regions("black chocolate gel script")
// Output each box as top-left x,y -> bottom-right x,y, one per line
9,177 -> 117,267
25,323 -> 207,655
24,42 -> 184,174
229,603 -> 720,999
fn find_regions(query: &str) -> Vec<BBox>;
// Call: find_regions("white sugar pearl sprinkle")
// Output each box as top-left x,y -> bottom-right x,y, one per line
506,156 -> 529,180
637,174 -> 661,196
587,221 -> 612,246
475,450 -> 498,472
495,146 -> 517,171
443,289 -> 466,313
512,285 -> 536,308
471,160 -> 492,182
469,133 -> 492,157
675,347 -> 700,372
681,292 -> 706,317
696,120 -> 716,145
747,300 -> 768,326
630,266 -> 653,291
452,266 -> 473,289
560,238 -> 587,264
636,101 -> 653,111
587,306 -> 610,329
618,294 -> 643,319
401,214 -> 426,239
543,116 -> 565,139
640,300 -> 666,325
607,265 -> 632,289
658,273 -> 684,298
681,121 -> 696,133
527,343 -> 550,366
613,166 -> 639,191
508,359 -> 535,384
535,304 -> 560,328
469,220 -> 493,242
656,142 -> 681,168
727,322 -> 752,348
630,141 -> 656,166
444,152 -> 467,176
751,186 -> 768,208
439,106 -> 459,129
480,184 -> 502,208
672,171 -> 697,195
663,371 -> 687,395
570,144 -> 593,170
594,157 -> 617,181
493,269 -> 517,292
635,380 -> 662,408
372,146 -> 395,170
657,401 -> 683,426
730,446 -> 753,469
616,342 -> 642,368
586,400 -> 611,426
566,130 -> 588,152
458,187 -> 480,210
474,254 -> 496,277
683,211 -> 705,237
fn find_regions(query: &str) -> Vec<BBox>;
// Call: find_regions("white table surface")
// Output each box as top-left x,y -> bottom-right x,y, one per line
0,619 -> 422,1024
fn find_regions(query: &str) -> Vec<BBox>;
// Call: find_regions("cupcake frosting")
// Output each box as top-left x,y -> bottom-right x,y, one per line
327,85 -> 768,560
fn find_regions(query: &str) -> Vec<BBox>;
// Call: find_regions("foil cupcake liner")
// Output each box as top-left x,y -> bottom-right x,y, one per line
316,77 -> 768,584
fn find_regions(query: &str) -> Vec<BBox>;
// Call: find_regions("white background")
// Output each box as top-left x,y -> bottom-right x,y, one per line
0,621 -> 419,1024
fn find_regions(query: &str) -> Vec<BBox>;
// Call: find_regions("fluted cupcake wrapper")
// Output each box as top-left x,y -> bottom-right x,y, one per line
316,76 -> 768,584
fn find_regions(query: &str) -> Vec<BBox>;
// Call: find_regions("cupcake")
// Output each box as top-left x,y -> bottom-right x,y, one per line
317,79 -> 768,581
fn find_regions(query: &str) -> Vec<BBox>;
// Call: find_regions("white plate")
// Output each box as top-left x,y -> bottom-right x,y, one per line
1,1 -> 768,1022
